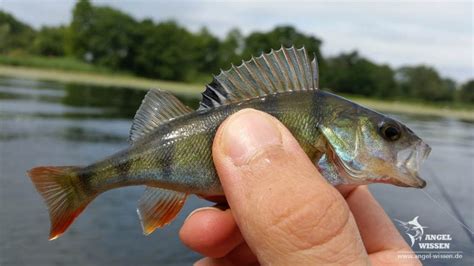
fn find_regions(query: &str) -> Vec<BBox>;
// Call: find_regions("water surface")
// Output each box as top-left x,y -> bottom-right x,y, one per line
0,77 -> 472,265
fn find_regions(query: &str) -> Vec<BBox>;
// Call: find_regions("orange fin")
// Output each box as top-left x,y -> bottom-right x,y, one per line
27,166 -> 93,240
137,187 -> 187,235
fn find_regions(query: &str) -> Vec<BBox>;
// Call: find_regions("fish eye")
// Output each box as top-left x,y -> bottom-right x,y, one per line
379,122 -> 401,141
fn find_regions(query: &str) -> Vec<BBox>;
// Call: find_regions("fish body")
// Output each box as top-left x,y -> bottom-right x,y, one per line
28,47 -> 431,240
83,90 -> 321,196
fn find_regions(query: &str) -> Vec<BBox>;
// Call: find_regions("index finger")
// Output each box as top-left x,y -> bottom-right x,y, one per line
339,185 -> 419,264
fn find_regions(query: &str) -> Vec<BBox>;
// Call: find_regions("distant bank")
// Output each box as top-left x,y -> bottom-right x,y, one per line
0,65 -> 202,96
1,65 -> 472,121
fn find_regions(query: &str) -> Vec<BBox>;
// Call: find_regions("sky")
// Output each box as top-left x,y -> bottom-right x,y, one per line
1,0 -> 472,82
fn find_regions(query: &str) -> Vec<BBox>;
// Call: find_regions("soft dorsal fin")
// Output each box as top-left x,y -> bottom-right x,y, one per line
130,89 -> 192,142
199,46 -> 319,110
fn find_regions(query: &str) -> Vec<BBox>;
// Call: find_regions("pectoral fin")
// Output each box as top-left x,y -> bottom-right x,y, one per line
137,187 -> 187,235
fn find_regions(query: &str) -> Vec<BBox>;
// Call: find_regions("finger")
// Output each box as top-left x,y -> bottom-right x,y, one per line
345,186 -> 412,252
223,243 -> 258,265
194,257 -> 227,266
194,243 -> 258,266
212,109 -> 368,265
345,186 -> 420,265
179,207 -> 243,258
336,184 -> 358,198
198,194 -> 228,203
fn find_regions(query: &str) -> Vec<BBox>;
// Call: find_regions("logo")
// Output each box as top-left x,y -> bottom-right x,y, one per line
394,216 -> 463,261
395,216 -> 427,247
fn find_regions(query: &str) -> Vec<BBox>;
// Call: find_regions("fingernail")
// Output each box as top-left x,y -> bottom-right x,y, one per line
184,207 -> 222,223
221,109 -> 282,166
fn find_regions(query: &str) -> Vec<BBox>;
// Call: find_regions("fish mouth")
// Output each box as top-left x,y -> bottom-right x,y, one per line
324,137 -> 431,189
393,141 -> 431,188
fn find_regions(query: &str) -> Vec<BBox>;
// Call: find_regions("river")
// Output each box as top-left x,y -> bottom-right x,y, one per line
0,77 -> 472,265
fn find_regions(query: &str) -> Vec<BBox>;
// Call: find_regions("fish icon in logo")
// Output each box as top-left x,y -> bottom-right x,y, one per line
395,216 -> 427,247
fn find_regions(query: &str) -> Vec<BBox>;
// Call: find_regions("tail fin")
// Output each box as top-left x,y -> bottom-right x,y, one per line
27,166 -> 94,240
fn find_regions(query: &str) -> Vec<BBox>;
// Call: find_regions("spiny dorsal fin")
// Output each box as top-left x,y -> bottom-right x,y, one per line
199,46 -> 319,110
130,89 -> 192,142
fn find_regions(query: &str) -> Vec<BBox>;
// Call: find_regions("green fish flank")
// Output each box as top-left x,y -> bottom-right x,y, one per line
27,46 -> 431,239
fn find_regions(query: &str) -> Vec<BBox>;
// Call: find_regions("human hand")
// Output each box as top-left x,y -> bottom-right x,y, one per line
180,109 -> 420,265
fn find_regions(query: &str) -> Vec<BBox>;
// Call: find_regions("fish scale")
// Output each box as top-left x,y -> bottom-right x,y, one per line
27,46 -> 431,240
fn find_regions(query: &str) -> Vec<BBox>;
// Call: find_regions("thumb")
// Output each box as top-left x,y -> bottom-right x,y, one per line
212,109 -> 368,265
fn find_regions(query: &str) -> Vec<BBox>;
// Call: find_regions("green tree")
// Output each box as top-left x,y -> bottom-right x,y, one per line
0,10 -> 36,54
324,51 -> 397,97
69,0 -> 94,59
218,28 -> 243,69
370,64 -> 398,98
88,6 -> 138,69
0,7 -> 466,105
241,26 -> 326,88
458,80 -> 474,103
69,0 -> 139,69
396,66 -> 455,102
242,26 -> 324,65
192,27 -> 222,74
32,26 -> 67,56
132,20 -> 195,80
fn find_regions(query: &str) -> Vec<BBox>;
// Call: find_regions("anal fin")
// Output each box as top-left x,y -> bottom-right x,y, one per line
137,187 -> 187,235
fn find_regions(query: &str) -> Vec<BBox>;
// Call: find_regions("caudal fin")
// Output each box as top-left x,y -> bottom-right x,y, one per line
27,166 -> 94,240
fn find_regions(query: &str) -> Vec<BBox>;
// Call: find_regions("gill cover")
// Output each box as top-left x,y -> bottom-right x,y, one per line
318,114 -> 375,184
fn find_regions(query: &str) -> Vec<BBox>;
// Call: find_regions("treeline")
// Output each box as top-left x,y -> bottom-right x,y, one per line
1,0 -> 472,103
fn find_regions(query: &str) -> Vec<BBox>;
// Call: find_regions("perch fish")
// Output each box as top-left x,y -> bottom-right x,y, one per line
28,46 -> 431,240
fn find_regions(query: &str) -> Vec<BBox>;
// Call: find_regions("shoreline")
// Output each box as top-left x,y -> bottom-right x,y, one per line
0,65 -> 202,97
1,65 -> 472,121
